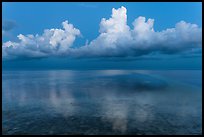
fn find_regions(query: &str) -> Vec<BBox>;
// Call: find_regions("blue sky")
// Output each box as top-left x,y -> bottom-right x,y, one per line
2,2 -> 202,70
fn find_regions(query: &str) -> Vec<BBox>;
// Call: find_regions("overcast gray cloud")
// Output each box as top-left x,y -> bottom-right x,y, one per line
2,6 -> 202,60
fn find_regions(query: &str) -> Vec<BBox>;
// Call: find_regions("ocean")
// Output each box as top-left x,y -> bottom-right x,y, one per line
2,70 -> 202,135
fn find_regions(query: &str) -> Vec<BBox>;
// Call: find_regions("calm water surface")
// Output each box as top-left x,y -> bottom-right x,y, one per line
2,70 -> 202,135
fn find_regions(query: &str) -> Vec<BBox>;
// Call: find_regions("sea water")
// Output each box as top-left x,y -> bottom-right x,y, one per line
2,70 -> 202,135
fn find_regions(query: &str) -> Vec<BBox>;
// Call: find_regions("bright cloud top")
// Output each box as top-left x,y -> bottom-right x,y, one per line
2,6 -> 202,59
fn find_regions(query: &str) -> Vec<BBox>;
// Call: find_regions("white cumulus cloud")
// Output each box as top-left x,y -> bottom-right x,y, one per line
70,6 -> 201,58
2,6 -> 202,59
3,20 -> 80,59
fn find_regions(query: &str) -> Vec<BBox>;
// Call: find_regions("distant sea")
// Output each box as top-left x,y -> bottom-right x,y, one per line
2,70 -> 202,135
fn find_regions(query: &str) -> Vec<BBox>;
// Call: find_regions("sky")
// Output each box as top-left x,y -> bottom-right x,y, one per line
2,2 -> 202,70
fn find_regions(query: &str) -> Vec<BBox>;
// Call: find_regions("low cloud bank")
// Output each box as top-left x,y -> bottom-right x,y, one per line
2,6 -> 202,60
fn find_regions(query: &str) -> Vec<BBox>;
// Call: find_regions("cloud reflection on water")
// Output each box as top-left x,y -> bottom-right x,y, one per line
2,70 -> 202,135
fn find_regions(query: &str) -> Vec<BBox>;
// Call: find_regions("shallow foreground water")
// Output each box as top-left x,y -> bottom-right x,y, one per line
2,70 -> 202,135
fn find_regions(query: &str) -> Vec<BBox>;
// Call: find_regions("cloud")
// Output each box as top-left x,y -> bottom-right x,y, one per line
3,20 -> 81,59
73,6 -> 201,58
2,6 -> 202,60
2,20 -> 17,38
2,20 -> 17,31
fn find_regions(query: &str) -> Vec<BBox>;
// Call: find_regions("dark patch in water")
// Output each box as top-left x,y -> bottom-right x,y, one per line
84,73 -> 168,92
